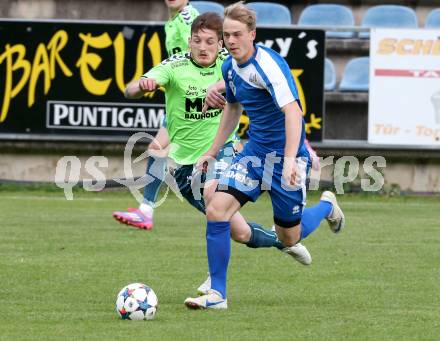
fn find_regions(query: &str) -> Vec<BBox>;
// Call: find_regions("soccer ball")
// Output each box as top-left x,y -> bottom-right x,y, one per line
115,283 -> 158,320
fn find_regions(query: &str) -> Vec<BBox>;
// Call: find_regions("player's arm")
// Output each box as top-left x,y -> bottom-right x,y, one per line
124,78 -> 159,99
260,55 -> 303,185
198,60 -> 239,169
282,100 -> 303,185
124,60 -> 172,99
211,101 -> 242,154
283,100 -> 303,158
197,101 -> 242,170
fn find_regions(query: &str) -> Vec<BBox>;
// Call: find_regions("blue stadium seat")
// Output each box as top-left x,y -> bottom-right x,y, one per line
425,8 -> 440,28
191,1 -> 224,17
324,58 -> 337,91
298,4 -> 355,39
360,5 -> 418,38
339,57 -> 370,92
247,2 -> 292,26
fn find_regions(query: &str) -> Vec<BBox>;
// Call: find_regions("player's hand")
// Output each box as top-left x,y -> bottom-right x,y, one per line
304,139 -> 320,172
282,156 -> 299,187
196,152 -> 217,173
139,78 -> 158,92
202,84 -> 226,113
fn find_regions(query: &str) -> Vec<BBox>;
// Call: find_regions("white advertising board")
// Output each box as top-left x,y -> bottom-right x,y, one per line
369,28 -> 440,145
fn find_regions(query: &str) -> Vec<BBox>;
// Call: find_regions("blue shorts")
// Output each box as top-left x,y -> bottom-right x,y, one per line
217,143 -> 309,227
171,142 -> 235,214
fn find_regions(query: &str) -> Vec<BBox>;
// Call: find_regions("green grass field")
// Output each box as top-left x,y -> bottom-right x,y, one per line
1,188 -> 439,340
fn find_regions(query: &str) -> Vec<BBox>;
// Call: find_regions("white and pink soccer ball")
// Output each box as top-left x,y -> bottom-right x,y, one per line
115,283 -> 158,320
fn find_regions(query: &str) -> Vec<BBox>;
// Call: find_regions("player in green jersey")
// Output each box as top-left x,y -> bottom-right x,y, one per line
119,12 -> 312,296
113,0 -> 199,229
164,0 -> 199,56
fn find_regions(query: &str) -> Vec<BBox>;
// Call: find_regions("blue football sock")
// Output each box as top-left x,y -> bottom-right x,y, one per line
246,222 -> 284,250
300,201 -> 333,240
206,221 -> 231,299
143,156 -> 166,204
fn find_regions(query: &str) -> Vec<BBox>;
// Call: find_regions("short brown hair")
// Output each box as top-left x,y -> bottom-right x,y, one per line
224,1 -> 256,31
191,12 -> 223,40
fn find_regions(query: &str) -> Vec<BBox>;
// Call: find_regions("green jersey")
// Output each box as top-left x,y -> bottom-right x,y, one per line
164,5 -> 199,57
143,49 -> 233,165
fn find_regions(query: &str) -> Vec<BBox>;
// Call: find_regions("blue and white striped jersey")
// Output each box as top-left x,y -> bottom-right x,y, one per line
222,44 -> 308,157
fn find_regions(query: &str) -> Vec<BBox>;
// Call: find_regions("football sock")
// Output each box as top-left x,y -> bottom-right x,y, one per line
139,203 -> 154,217
300,201 -> 333,240
246,222 -> 284,250
206,221 -> 230,299
143,156 -> 166,204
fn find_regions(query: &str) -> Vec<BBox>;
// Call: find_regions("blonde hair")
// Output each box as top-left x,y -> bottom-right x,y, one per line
224,1 -> 256,31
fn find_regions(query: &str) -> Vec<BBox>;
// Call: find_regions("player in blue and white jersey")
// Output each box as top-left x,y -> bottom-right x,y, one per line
184,1 -> 346,310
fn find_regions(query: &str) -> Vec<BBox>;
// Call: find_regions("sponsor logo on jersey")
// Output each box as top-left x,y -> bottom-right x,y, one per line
184,97 -> 222,120
184,111 -> 221,120
223,163 -> 256,187
249,73 -> 258,84
200,70 -> 215,76
185,97 -> 204,112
